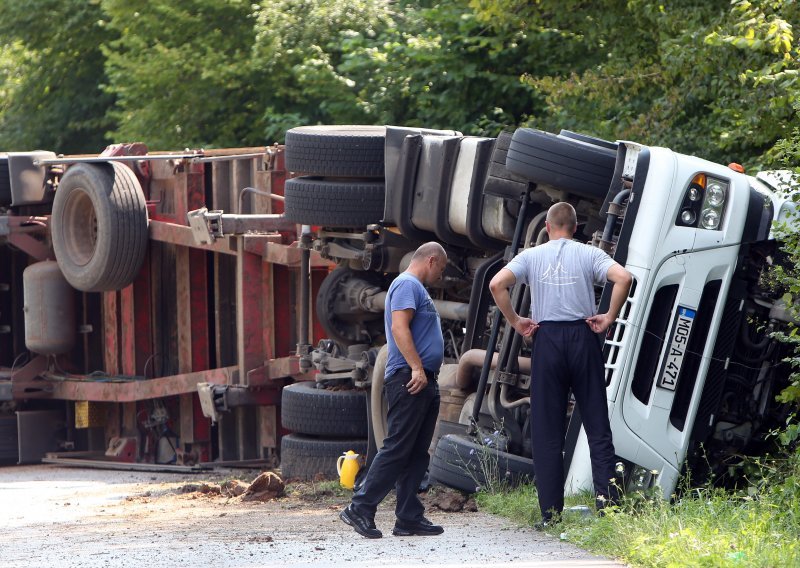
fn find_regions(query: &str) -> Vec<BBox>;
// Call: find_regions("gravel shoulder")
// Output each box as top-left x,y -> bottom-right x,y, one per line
0,465 -> 624,567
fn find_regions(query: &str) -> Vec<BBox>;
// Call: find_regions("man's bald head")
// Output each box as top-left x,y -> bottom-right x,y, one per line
408,242 -> 447,285
411,242 -> 446,263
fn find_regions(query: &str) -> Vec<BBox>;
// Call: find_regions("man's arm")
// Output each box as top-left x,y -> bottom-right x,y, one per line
586,263 -> 633,334
489,268 -> 538,337
391,308 -> 428,395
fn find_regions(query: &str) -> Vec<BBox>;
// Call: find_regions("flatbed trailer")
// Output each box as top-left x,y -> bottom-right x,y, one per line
0,144 -> 328,466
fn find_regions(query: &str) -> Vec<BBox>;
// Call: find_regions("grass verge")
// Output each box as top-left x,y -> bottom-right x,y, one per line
476,454 -> 800,567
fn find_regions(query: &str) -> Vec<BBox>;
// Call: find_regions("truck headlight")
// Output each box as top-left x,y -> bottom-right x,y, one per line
705,181 -> 726,207
676,173 -> 728,230
701,208 -> 720,229
699,177 -> 728,230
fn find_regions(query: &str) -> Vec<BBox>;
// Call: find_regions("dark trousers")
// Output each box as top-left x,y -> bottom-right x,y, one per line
351,367 -> 440,523
531,321 -> 617,519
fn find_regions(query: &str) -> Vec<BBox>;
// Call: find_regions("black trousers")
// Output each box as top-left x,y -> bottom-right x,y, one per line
351,367 -> 440,523
531,320 -> 617,519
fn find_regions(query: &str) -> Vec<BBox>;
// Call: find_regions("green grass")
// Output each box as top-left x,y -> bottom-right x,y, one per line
476,455 -> 800,567
284,478 -> 351,501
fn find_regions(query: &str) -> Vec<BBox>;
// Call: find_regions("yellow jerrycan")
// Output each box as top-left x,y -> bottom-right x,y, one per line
337,450 -> 361,489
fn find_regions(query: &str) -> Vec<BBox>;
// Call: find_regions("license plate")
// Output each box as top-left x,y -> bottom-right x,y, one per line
657,306 -> 696,391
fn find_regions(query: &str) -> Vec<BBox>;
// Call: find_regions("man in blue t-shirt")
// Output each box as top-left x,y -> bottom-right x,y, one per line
340,242 -> 447,539
489,202 -> 632,527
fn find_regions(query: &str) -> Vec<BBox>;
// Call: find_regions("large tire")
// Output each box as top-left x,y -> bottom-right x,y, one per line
483,130 -> 530,200
51,162 -> 148,292
0,157 -> 10,206
285,125 -> 385,178
506,128 -> 616,199
428,434 -> 534,494
283,177 -> 386,228
280,434 -> 368,480
281,381 -> 368,437
0,415 -> 18,464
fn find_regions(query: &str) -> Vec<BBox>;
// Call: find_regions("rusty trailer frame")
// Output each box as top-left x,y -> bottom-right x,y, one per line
0,144 -> 331,465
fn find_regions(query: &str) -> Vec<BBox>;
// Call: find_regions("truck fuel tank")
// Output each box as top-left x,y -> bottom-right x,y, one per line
23,260 -> 76,355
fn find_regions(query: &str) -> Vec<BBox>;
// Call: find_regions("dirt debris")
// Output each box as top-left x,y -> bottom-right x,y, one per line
422,487 -> 478,512
220,478 -> 248,497
176,471 -> 285,502
242,471 -> 285,501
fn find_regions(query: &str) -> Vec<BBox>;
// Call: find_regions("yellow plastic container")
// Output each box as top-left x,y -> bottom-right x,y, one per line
336,450 -> 361,489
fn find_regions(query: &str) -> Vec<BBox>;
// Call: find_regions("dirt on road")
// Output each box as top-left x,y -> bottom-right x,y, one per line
0,465 -> 622,568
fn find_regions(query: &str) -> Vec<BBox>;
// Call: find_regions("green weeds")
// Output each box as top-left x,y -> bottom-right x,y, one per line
477,454 -> 800,567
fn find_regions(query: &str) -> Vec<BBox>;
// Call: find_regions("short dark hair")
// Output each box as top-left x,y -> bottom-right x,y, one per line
546,202 -> 577,230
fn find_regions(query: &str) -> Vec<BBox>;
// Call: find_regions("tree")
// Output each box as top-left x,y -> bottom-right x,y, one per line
470,0 -> 800,166
337,0 -> 546,135
101,0 -> 258,149
249,0 -> 392,142
0,0 -> 115,154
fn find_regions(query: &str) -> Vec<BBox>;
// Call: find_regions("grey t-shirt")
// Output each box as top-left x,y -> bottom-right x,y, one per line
505,238 -> 615,322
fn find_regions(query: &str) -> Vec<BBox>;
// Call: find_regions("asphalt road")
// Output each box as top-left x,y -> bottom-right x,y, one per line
0,465 -> 624,567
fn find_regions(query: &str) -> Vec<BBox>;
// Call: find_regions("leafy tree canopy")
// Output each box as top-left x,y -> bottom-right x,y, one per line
0,0 -> 797,169
0,0 -> 115,153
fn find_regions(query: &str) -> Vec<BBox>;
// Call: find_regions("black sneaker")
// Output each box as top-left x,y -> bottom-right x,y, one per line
392,517 -> 444,536
340,505 -> 382,539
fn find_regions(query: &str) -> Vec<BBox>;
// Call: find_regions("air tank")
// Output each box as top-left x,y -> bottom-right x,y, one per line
23,260 -> 77,354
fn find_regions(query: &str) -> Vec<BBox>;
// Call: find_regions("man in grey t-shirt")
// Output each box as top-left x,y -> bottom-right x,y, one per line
489,202 -> 632,526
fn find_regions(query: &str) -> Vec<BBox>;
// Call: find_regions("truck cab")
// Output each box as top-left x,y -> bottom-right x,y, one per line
276,126 -> 794,497
565,142 -> 792,496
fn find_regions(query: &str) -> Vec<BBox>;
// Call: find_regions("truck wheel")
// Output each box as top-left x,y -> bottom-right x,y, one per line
281,381 -> 368,438
285,125 -> 385,178
558,129 -> 618,151
0,157 -> 10,206
428,434 -> 534,494
483,130 -> 530,200
283,177 -> 385,228
506,128 -> 616,200
51,162 -> 148,292
316,267 -> 386,348
279,434 -> 367,480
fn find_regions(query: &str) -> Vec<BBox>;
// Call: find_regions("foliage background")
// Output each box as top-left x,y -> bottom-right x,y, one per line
0,0 -> 794,167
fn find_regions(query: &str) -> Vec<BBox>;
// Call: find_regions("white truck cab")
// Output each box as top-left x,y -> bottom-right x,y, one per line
567,143 -> 792,496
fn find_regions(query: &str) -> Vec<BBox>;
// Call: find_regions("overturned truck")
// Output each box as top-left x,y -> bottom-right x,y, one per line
269,124 -> 796,497
0,125 -> 795,501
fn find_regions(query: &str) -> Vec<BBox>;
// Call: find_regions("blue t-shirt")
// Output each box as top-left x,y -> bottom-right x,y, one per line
384,272 -> 444,379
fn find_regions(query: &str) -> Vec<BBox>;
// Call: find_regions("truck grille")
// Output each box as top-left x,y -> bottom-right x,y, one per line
604,277 -> 638,386
630,283 -> 679,403
669,280 -> 722,431
689,294 -> 744,443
